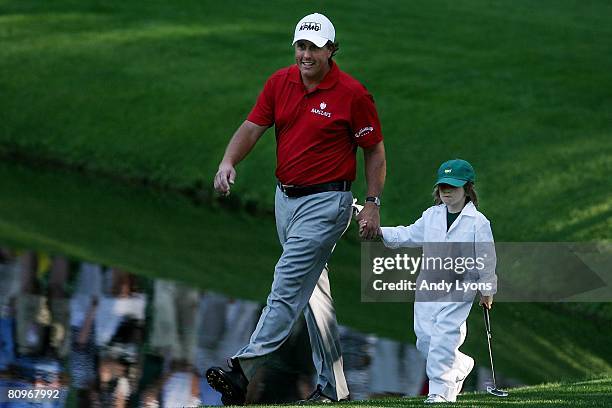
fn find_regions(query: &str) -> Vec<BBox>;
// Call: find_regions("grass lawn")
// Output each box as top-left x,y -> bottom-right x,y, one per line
248,376 -> 612,407
1,161 -> 611,386
1,0 -> 611,241
1,0 -> 611,394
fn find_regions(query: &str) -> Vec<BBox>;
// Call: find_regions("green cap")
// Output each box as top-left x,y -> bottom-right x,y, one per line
435,159 -> 475,187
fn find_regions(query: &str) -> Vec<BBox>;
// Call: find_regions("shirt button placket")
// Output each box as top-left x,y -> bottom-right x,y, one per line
301,91 -> 310,115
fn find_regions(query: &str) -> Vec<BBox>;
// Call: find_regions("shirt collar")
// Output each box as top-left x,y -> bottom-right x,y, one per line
288,65 -> 301,84
288,60 -> 339,91
317,60 -> 339,89
437,201 -> 477,217
455,201 -> 477,217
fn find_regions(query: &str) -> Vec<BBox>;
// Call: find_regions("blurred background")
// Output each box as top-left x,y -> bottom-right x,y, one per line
1,0 -> 611,406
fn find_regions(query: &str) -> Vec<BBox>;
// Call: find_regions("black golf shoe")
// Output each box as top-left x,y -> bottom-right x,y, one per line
297,385 -> 344,404
206,358 -> 248,406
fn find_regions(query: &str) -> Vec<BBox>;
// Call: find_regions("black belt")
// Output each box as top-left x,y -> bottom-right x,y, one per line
278,181 -> 351,198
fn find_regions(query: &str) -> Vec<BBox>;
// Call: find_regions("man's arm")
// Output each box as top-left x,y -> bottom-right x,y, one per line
357,141 -> 386,239
213,120 -> 268,195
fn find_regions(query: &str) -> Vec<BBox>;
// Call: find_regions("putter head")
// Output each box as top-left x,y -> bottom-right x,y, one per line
486,385 -> 509,397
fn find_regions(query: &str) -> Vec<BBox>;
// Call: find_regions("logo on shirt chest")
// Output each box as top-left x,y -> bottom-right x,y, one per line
311,101 -> 332,118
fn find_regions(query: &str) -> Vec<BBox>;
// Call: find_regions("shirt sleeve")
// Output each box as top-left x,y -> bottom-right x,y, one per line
350,93 -> 383,148
475,220 -> 497,296
380,214 -> 425,249
246,75 -> 275,127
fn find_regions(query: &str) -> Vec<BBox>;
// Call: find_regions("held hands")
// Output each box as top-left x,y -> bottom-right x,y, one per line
213,162 -> 236,196
479,294 -> 493,309
357,202 -> 381,240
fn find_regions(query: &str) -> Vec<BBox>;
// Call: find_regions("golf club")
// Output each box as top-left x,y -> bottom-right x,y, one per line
483,305 -> 509,397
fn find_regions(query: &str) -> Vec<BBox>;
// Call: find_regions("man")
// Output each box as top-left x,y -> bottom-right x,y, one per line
207,12 -> 386,405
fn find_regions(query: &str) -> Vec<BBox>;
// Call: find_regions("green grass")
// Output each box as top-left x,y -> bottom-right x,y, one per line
247,376 -> 612,407
1,0 -> 611,392
1,0 -> 611,241
1,161 -> 611,386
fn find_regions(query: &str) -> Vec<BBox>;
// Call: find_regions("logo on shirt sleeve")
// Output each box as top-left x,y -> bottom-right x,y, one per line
355,126 -> 374,138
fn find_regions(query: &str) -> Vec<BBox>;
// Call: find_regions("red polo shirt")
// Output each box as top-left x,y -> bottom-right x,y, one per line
247,61 -> 383,186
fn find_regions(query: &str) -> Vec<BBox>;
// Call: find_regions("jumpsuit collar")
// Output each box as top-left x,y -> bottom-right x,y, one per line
444,201 -> 477,234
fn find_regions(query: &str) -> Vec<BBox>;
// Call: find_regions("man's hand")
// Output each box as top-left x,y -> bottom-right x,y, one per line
213,121 -> 267,197
357,202 -> 380,240
479,294 -> 493,309
214,162 -> 236,196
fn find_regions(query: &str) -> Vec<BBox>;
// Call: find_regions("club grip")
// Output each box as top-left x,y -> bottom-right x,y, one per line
482,305 -> 492,334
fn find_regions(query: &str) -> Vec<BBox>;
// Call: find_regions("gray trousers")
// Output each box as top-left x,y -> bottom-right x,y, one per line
234,187 -> 353,400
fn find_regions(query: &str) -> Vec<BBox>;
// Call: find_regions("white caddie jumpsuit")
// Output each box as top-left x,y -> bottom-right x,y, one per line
380,202 -> 497,402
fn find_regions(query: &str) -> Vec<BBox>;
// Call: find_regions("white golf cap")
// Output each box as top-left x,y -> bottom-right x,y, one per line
292,13 -> 335,48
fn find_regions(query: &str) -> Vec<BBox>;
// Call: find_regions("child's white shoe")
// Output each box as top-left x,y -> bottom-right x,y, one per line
424,394 -> 449,403
455,356 -> 475,395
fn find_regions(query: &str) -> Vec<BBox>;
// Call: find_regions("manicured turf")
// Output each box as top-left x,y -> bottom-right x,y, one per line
245,376 -> 612,407
1,162 -> 611,386
1,0 -> 611,393
1,0 -> 611,241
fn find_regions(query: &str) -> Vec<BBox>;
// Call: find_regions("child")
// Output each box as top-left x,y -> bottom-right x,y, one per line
361,159 -> 497,404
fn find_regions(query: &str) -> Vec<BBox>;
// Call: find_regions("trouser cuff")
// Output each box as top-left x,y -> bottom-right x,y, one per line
428,381 -> 457,402
233,355 -> 269,381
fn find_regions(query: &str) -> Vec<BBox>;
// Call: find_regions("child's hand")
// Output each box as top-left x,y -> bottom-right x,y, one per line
358,219 -> 367,233
479,295 -> 493,309
357,202 -> 380,240
359,220 -> 381,238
